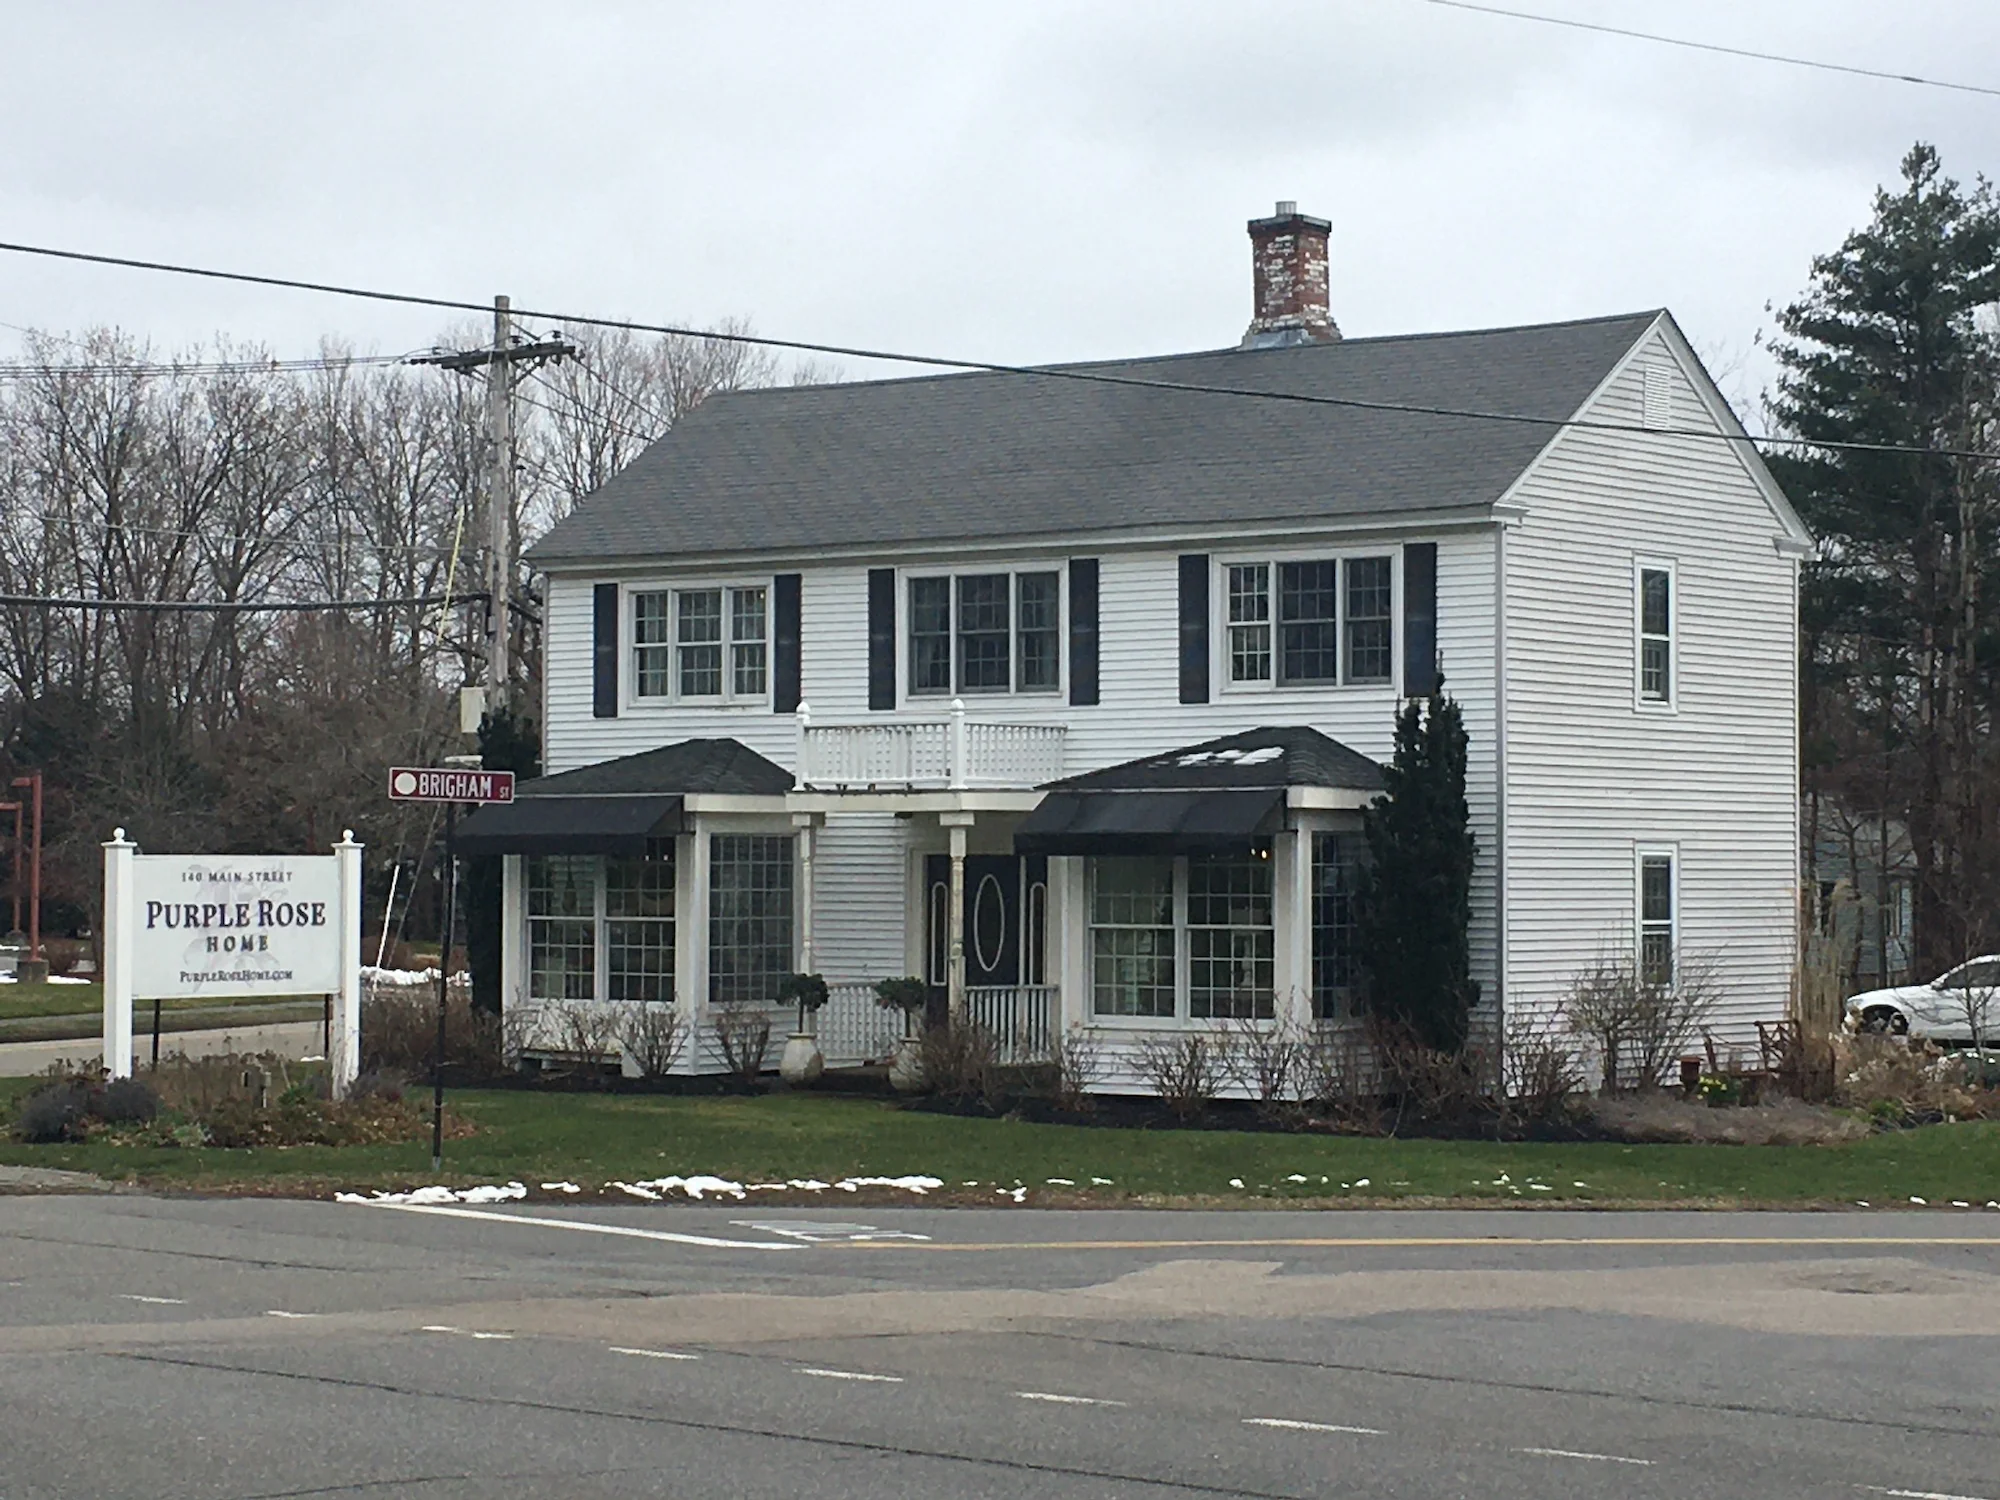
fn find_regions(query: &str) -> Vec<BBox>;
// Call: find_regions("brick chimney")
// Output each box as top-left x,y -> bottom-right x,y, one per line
1242,200 -> 1340,348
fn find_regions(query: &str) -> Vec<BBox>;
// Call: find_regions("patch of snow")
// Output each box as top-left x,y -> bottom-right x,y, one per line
1953,1200 -> 1971,1209
334,1182 -> 525,1206
1045,1178 -> 1075,1186
1284,1174 -> 1309,1184
540,1181 -> 581,1194
1091,1177 -> 1115,1186
1911,1196 -> 1928,1205
1004,1185 -> 1027,1203
835,1176 -> 943,1195
1352,1177 -> 1370,1188
1228,1178 -> 1245,1189
788,1179 -> 831,1192
612,1182 -> 662,1201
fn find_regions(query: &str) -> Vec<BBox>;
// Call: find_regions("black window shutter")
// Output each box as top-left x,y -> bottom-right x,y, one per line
1178,554 -> 1209,704
772,572 -> 802,713
1068,558 -> 1099,706
591,582 -> 619,718
867,568 -> 896,711
1402,542 -> 1438,697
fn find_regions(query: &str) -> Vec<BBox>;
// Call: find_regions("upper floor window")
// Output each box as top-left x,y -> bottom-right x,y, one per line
908,571 -> 1061,696
1227,556 -> 1393,688
1637,565 -> 1672,705
633,585 -> 767,702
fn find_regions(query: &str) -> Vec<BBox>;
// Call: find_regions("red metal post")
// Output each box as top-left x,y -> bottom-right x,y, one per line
11,773 -> 40,960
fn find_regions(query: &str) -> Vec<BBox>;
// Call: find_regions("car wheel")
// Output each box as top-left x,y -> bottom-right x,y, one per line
1859,1006 -> 1908,1036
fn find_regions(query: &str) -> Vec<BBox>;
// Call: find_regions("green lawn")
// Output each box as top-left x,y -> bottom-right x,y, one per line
3,1082 -> 1997,1207
0,979 -> 106,1021
0,983 -> 325,1040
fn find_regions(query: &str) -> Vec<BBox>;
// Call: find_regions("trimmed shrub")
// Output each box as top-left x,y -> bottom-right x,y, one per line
13,1082 -> 91,1143
98,1076 -> 161,1125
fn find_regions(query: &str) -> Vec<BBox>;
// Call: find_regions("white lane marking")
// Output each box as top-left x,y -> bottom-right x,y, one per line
1244,1417 -> 1383,1435
729,1219 -> 932,1244
1862,1488 -> 1994,1500
1519,1447 -> 1653,1467
1016,1391 -> 1127,1406
265,1310 -> 318,1319
418,1324 -> 512,1340
610,1346 -> 701,1361
797,1367 -> 903,1383
118,1294 -> 185,1305
350,1200 -> 802,1251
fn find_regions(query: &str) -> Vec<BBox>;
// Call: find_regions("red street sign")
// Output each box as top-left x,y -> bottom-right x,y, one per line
387,767 -> 516,804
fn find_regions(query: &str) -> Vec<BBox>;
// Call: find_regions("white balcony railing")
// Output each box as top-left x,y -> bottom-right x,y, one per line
796,701 -> 1066,791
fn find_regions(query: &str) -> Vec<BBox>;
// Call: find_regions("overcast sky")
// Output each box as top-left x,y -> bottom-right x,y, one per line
4,1 -> 1997,415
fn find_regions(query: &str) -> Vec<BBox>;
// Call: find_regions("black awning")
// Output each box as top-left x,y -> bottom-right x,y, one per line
454,795 -> 686,858
1013,787 -> 1285,857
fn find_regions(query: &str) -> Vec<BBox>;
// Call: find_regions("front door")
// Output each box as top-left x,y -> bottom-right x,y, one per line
924,854 -> 1047,990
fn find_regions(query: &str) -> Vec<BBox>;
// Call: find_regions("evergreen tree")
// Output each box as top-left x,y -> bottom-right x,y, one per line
1770,142 -> 2000,972
464,705 -> 541,1015
1355,687 -> 1478,1053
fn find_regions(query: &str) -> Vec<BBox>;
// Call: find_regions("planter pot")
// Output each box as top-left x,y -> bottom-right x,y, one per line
778,1032 -> 825,1087
888,1035 -> 926,1093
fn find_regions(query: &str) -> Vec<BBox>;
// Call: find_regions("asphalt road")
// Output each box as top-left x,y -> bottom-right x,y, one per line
2,1197 -> 1997,1499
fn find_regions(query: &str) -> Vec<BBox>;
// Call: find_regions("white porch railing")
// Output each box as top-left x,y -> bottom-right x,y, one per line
797,701 -> 1066,791
966,985 -> 1058,1064
817,983 -> 906,1068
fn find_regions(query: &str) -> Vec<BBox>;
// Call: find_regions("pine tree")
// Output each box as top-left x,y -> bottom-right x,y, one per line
1770,142 -> 2000,972
1355,687 -> 1479,1054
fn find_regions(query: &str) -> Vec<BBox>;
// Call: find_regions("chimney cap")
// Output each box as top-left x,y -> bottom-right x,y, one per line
1275,199 -> 1296,216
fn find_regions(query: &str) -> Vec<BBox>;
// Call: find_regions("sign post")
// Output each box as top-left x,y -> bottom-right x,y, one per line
101,832 -> 362,1091
388,766 -> 515,1171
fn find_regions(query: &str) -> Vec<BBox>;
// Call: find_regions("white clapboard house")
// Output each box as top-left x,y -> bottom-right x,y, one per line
464,202 -> 1809,1083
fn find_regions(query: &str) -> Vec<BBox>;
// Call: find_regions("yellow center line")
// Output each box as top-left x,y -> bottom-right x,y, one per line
818,1234 -> 2000,1253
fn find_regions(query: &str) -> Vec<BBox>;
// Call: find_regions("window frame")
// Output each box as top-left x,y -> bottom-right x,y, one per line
1634,559 -> 1676,711
525,842 -> 679,1006
627,581 -> 772,707
900,565 -> 1066,702
1310,831 -> 1365,1019
1087,850 -> 1277,1025
1636,845 -> 1678,988
707,832 -> 798,1007
1217,549 -> 1399,693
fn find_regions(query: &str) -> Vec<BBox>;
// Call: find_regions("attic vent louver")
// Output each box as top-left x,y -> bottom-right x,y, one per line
1642,360 -> 1672,431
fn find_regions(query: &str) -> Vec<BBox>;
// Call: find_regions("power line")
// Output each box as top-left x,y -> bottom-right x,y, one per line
1,235 -> 1995,463
1413,0 -> 2000,99
0,353 -> 412,380
0,591 -> 482,613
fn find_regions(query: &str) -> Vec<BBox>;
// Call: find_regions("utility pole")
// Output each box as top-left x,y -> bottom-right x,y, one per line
414,301 -> 574,720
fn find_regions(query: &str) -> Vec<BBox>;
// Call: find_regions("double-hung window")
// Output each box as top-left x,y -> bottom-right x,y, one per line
907,571 -> 1061,696
1638,850 -> 1675,986
632,585 -> 769,703
1089,853 -> 1275,1021
527,841 -> 678,1004
1227,556 -> 1394,688
1638,565 -> 1673,705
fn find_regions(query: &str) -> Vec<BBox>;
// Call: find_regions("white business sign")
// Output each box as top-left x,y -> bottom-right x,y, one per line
102,829 -> 364,1093
130,854 -> 342,997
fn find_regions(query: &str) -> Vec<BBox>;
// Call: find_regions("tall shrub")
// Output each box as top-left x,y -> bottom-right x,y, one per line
1356,687 -> 1478,1053
464,705 -> 541,1015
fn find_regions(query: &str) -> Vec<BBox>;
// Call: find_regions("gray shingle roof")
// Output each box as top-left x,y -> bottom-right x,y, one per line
1046,726 -> 1385,793
527,311 -> 1660,567
518,739 -> 792,797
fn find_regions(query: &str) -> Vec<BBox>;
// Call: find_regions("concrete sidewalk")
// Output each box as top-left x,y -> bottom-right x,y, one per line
0,1018 -> 326,1077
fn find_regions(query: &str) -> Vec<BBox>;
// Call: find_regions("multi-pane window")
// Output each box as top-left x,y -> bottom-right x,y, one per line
1343,557 -> 1393,683
606,840 -> 675,1003
1187,855 -> 1275,1020
527,855 -> 596,1002
527,845 -> 678,1004
1639,851 -> 1675,986
1090,853 -> 1275,1020
709,834 -> 794,1006
1227,564 -> 1271,682
631,586 -> 768,702
1311,832 -> 1363,1018
907,571 -> 1062,696
1639,566 -> 1672,704
1229,556 -> 1393,687
1090,857 -> 1177,1018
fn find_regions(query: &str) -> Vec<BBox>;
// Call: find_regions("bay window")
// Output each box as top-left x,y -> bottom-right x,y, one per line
1090,852 -> 1274,1021
709,834 -> 795,1005
1311,832 -> 1364,1018
526,841 -> 677,1004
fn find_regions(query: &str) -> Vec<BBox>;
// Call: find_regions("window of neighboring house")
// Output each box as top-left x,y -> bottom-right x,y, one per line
709,834 -> 794,1006
1227,556 -> 1394,688
907,570 -> 1062,696
1089,853 -> 1275,1020
1311,832 -> 1364,1019
1817,880 -> 1840,935
527,854 -> 597,1002
1638,566 -> 1673,704
631,586 -> 768,703
605,839 -> 675,1003
527,844 -> 678,1004
1884,880 -> 1910,941
1639,850 -> 1676,986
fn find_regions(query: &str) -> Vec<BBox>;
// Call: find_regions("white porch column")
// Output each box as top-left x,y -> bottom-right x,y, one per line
101,828 -> 136,1079
941,811 -> 974,1019
500,854 -> 524,1033
1051,855 -> 1088,1030
678,829 -> 709,1049
793,812 -> 817,974
331,830 -> 364,1098
1273,827 -> 1314,1034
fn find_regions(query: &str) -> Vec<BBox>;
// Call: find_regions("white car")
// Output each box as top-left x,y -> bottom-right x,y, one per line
1845,956 -> 2000,1043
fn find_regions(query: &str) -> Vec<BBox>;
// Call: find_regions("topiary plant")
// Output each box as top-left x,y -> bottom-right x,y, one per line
874,976 -> 932,1037
776,972 -> 830,1034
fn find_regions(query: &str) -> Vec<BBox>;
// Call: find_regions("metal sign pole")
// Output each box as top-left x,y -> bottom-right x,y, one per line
432,801 -> 457,1173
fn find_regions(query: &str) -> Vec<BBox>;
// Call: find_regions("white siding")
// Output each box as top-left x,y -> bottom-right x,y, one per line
542,531 -> 1501,1006
1501,326 -> 1800,1046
